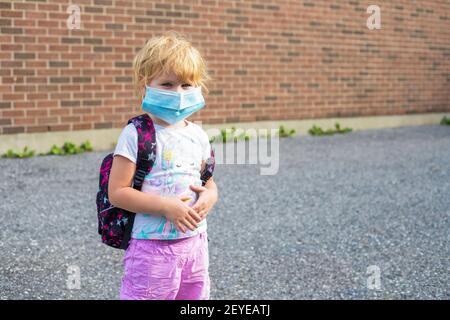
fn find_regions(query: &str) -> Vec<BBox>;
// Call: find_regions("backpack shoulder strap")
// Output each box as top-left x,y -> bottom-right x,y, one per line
127,113 -> 157,191
200,147 -> 215,186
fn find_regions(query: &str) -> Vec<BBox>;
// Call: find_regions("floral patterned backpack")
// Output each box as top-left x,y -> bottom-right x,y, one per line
96,113 -> 215,250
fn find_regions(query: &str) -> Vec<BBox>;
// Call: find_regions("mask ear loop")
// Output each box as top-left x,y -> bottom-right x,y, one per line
139,75 -> 148,100
141,80 -> 150,100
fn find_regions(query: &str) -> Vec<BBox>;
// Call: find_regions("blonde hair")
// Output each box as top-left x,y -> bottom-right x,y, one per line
132,31 -> 211,98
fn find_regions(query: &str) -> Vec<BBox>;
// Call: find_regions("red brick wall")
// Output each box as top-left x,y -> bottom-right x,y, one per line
1,0 -> 449,135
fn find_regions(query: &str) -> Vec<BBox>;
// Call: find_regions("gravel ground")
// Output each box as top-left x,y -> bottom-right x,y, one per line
0,124 -> 449,300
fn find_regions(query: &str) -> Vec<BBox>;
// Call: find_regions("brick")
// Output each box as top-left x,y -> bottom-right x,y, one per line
105,23 -> 123,30
61,100 -> 80,107
0,102 -> 12,109
93,46 -> 112,52
83,100 -> 102,106
74,123 -> 92,130
115,76 -> 132,83
48,124 -> 70,132
85,6 -> 104,13
174,5 -> 190,11
3,126 -> 24,134
14,52 -> 36,60
0,118 -> 12,125
155,18 -> 171,24
218,29 -> 232,35
73,77 -> 92,83
94,122 -> 113,129
50,77 -> 70,84
184,12 -> 199,19
234,70 -> 247,75
155,3 -> 171,10
1,10 -> 23,19
0,18 -> 11,26
0,2 -> 12,9
49,61 -> 69,68
1,27 -> 23,34
166,11 -> 182,17
135,17 -> 153,23
115,61 -> 132,68
84,38 -> 103,45
26,125 -> 47,133
227,36 -> 240,42
62,37 -> 81,44
94,0 -> 112,5
251,4 -> 264,10
146,10 -> 164,16
14,117 -> 35,125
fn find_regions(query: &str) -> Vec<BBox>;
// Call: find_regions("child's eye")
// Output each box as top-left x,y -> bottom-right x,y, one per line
161,83 -> 191,88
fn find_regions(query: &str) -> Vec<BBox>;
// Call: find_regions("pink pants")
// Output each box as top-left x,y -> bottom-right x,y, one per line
120,231 -> 210,300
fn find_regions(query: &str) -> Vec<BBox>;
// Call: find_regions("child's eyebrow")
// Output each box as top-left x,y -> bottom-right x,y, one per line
160,80 -> 192,85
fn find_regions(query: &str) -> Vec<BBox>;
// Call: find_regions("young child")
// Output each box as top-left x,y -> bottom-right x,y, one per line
108,32 -> 218,300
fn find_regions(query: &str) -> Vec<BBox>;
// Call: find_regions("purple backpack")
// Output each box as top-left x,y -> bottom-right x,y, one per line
96,113 -> 215,250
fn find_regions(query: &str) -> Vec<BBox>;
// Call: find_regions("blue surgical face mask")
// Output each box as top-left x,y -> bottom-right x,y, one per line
142,86 -> 205,125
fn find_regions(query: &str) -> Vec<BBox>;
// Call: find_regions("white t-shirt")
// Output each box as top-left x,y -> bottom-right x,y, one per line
113,118 -> 211,240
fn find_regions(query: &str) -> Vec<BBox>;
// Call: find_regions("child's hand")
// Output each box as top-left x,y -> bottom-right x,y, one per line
161,196 -> 202,233
189,185 -> 218,220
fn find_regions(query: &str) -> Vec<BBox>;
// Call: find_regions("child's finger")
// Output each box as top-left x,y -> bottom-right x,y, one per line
187,207 -> 202,222
189,184 -> 207,193
182,218 -> 196,231
185,215 -> 198,229
175,221 -> 186,233
199,210 -> 208,219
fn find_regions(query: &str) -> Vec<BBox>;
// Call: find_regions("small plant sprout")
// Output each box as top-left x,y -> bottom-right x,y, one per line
2,146 -> 35,159
308,123 -> 353,136
2,141 -> 94,158
440,116 -> 450,125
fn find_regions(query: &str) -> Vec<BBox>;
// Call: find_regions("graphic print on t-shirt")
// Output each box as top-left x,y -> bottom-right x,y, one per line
134,126 -> 207,239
